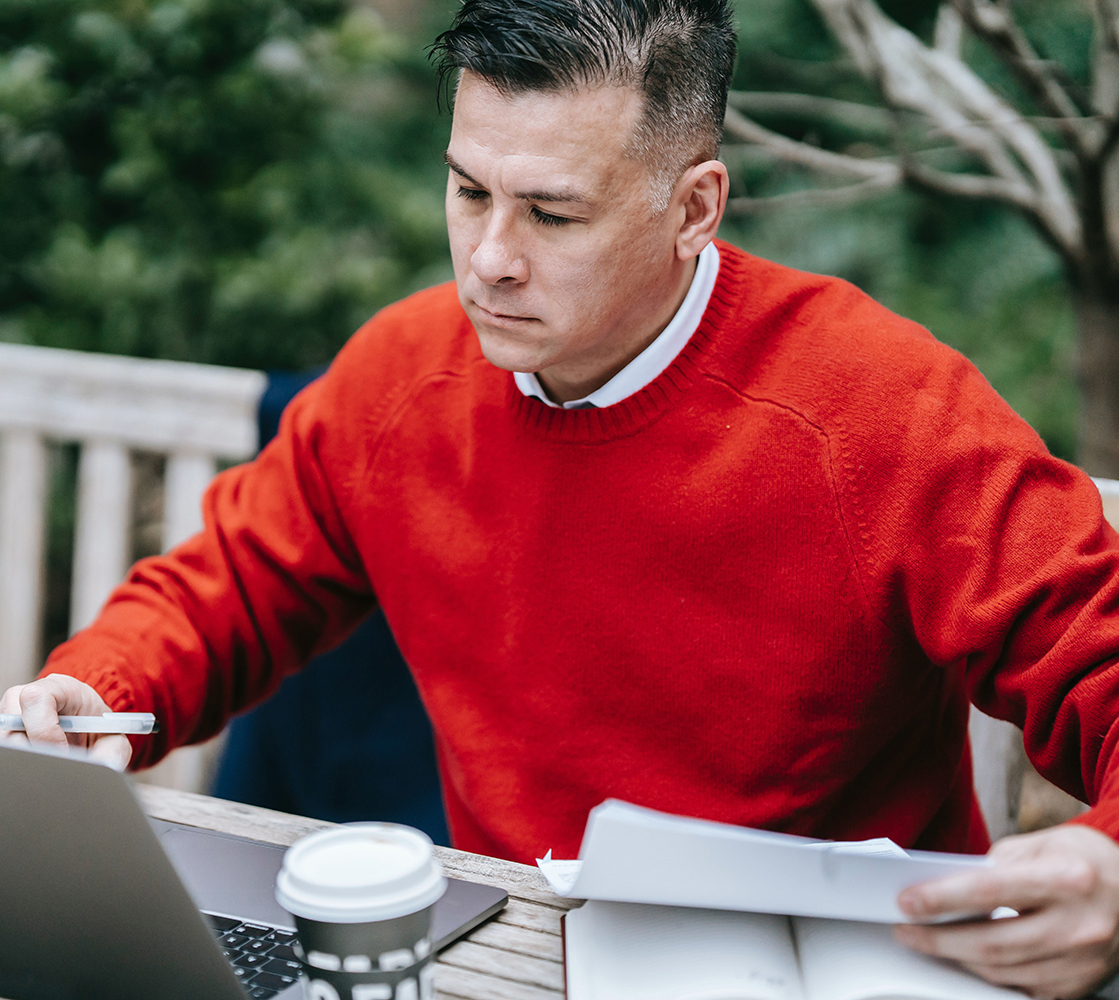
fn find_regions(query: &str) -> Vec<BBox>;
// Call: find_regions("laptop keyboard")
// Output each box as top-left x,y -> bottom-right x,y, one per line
204,912 -> 303,998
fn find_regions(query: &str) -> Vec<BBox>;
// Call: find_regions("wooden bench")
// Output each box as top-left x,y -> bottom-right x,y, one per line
0,342 -> 265,789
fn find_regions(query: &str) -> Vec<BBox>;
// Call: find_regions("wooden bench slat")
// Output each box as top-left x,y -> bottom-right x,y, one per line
466,920 -> 564,962
71,439 -> 133,634
493,898 -> 564,936
0,429 -> 47,689
436,946 -> 565,997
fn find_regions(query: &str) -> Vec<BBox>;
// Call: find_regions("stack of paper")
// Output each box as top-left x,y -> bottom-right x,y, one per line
537,800 -> 991,923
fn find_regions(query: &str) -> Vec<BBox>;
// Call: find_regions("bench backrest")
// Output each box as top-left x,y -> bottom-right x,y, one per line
0,343 -> 265,692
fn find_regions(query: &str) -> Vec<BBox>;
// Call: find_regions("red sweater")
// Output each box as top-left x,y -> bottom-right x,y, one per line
45,240 -> 1119,863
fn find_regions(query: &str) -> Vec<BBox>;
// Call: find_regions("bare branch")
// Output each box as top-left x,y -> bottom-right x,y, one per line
724,176 -> 900,216
901,158 -> 1037,208
1093,0 -> 1119,56
811,1 -> 1027,182
935,4 -> 964,59
722,100 -> 1035,221
1091,2 -> 1119,125
809,0 -> 1082,257
729,89 -> 1099,150
726,91 -> 894,136
951,0 -> 1096,155
722,107 -> 901,182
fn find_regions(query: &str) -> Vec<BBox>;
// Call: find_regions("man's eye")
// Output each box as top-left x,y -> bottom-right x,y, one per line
530,206 -> 569,227
457,186 -> 488,202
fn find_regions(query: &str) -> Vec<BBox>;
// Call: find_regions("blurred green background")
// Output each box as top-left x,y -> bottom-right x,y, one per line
0,0 -> 1081,460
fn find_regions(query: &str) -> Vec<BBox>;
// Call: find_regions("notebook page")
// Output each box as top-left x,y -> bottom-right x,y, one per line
565,900 -> 806,1000
793,917 -> 1025,1000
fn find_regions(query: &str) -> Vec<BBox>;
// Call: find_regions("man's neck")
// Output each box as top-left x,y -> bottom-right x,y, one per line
537,256 -> 698,404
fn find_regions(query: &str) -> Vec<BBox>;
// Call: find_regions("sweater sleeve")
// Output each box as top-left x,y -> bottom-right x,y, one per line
828,312 -> 1119,839
40,339 -> 378,769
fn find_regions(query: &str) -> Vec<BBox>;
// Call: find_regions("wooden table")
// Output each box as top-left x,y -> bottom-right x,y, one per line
136,784 -> 578,1000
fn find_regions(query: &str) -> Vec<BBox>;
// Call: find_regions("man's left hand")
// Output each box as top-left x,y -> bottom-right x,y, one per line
895,825 -> 1119,999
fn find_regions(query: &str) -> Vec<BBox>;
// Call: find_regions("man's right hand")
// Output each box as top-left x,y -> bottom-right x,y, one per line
0,674 -> 132,770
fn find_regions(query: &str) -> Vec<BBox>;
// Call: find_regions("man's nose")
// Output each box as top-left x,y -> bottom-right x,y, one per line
471,211 -> 528,285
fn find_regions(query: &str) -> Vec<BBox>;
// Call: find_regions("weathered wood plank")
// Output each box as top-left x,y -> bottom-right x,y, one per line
435,961 -> 564,1000
163,449 -> 216,550
438,941 -> 565,992
435,847 -> 579,909
0,342 -> 265,457
0,429 -> 47,689
136,731 -> 228,798
70,438 -> 133,634
466,921 -> 564,963
135,783 -> 335,846
494,899 -> 565,936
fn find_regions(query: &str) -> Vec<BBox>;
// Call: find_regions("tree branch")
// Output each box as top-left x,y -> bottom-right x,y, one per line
726,91 -> 894,137
1093,0 -> 1119,57
721,104 -> 1032,218
934,4 -> 964,59
809,0 -> 1082,258
951,0 -> 1096,155
901,158 -> 1036,208
722,107 -> 901,182
812,0 -> 1027,183
724,176 -> 900,215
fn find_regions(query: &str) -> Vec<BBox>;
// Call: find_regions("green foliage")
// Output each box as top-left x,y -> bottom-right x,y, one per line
0,0 -> 453,369
0,0 -> 1089,464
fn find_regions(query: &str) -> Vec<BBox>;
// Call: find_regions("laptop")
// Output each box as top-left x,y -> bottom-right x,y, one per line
0,742 -> 508,1000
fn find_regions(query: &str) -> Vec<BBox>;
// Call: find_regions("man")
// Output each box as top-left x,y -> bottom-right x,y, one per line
5,0 -> 1119,995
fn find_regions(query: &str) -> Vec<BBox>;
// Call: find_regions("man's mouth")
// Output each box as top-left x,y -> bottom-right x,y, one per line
473,302 -> 537,324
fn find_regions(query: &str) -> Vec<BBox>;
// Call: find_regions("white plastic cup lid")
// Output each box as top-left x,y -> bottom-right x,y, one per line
275,823 -> 446,923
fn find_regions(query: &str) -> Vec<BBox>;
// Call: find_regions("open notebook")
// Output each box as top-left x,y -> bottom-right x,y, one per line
564,901 -> 1025,1000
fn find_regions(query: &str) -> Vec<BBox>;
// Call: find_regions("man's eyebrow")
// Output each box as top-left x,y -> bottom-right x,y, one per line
444,150 -> 591,205
445,151 -> 480,187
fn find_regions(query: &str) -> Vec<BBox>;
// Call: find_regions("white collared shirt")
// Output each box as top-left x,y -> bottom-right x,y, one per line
513,242 -> 721,409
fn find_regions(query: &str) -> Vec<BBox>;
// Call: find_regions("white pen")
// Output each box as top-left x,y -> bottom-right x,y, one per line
0,712 -> 159,734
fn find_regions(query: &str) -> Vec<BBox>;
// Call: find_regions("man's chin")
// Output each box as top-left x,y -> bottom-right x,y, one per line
473,327 -> 552,375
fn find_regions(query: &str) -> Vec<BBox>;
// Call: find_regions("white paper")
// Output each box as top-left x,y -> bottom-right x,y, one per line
536,849 -> 582,894
802,837 -> 909,859
794,916 -> 1025,1000
538,800 -> 991,923
565,900 -> 804,1000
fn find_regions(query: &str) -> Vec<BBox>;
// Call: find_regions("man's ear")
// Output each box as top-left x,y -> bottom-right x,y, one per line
674,159 -> 729,261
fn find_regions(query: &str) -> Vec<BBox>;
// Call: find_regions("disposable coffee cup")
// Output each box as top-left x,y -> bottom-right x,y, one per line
276,823 -> 446,1000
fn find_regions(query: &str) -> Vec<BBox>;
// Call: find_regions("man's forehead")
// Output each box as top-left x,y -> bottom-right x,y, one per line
447,73 -> 645,197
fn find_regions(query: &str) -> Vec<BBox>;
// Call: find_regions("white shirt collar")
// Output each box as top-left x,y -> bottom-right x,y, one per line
513,242 -> 721,410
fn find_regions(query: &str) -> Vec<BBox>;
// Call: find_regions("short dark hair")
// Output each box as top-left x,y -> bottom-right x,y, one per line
430,0 -> 737,209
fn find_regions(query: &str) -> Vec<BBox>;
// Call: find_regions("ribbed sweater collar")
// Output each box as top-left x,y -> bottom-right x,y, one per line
504,240 -> 746,442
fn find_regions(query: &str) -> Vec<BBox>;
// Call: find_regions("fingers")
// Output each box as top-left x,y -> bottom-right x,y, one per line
895,904 -> 1112,968
0,683 -> 24,714
895,826 -> 1119,998
17,680 -> 69,750
960,951 -> 1112,1000
0,684 -> 26,745
895,912 -> 1118,998
898,854 -> 1097,920
0,731 -> 31,750
87,734 -> 131,772
0,675 -> 133,770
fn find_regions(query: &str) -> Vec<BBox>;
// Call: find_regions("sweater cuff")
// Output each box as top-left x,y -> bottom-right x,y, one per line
38,659 -> 140,716
1067,801 -> 1119,842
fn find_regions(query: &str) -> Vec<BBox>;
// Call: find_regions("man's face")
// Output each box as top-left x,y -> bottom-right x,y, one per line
446,72 -> 689,402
